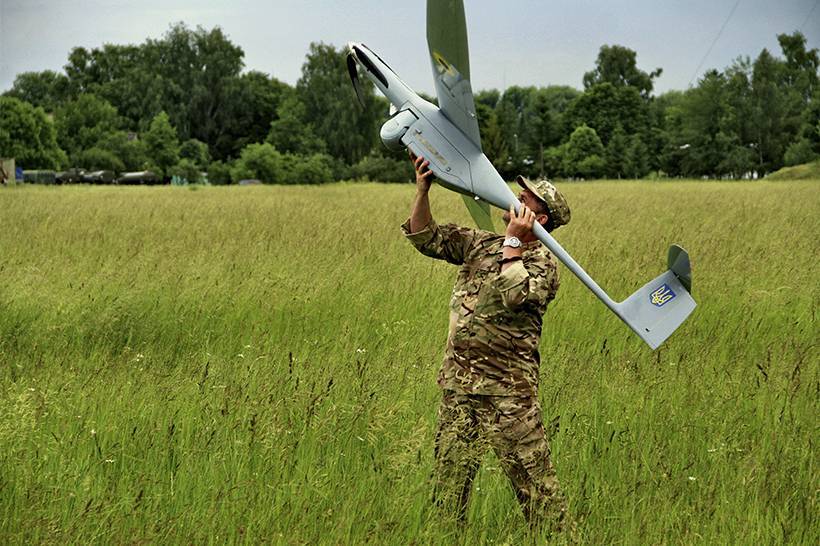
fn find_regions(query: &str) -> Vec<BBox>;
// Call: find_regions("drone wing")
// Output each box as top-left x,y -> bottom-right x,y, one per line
427,0 -> 492,231
426,0 -> 482,150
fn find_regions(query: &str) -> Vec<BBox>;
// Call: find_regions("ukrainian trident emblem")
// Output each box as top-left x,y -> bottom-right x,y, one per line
650,284 -> 676,307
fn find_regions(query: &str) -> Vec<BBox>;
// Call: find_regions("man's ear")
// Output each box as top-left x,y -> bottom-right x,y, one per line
536,213 -> 549,226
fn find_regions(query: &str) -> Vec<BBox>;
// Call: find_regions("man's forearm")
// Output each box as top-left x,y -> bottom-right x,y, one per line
410,189 -> 432,233
500,245 -> 524,272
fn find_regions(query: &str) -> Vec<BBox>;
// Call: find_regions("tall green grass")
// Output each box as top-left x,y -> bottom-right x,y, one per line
0,181 -> 817,544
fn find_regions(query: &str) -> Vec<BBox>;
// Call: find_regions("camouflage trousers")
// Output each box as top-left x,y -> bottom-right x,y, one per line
432,389 -> 571,533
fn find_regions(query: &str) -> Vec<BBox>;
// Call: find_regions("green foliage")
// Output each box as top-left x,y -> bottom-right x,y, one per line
296,42 -> 381,164
563,125 -> 605,179
3,29 -> 817,180
96,132 -> 148,172
286,153 -> 335,184
494,86 -> 534,174
230,143 -> 339,184
542,145 -> 567,178
55,93 -> 122,160
169,158 -> 203,184
143,111 -> 180,176
213,71 -> 290,160
0,96 -> 67,169
4,70 -> 71,112
75,147 -> 125,172
625,135 -> 650,178
605,125 -> 629,178
266,93 -> 326,155
567,82 -> 648,145
179,139 -> 211,169
766,159 -> 820,179
351,152 -> 414,183
783,138 -> 818,166
231,143 -> 283,183
207,160 -> 233,185
583,44 -> 662,98
481,110 -> 510,174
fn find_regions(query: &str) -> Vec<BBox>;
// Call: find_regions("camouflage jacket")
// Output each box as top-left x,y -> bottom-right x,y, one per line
401,219 -> 559,396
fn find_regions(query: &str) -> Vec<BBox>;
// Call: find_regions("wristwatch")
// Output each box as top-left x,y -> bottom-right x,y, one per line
502,236 -> 521,248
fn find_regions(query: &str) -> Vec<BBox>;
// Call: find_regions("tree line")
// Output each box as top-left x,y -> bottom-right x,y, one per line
1,23 -> 817,183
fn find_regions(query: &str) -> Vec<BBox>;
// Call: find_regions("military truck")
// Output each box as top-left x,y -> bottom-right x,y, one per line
116,171 -> 160,185
22,170 -> 57,184
81,170 -> 116,184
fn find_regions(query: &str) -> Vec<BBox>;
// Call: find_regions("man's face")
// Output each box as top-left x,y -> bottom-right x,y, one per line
502,189 -> 549,225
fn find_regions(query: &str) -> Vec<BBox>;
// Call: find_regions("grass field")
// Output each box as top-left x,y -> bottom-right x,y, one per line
0,180 -> 817,544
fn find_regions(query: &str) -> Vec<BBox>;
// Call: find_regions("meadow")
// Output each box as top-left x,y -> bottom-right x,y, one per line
0,180 -> 817,544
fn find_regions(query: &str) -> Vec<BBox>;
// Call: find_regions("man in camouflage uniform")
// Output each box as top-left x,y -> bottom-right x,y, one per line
402,153 -> 574,535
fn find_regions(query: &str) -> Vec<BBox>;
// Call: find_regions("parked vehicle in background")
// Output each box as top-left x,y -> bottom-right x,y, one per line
82,170 -> 116,184
23,170 -> 57,184
56,168 -> 85,184
116,171 -> 160,185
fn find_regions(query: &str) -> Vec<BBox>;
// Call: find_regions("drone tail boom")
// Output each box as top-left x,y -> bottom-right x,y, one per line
531,221 -> 696,350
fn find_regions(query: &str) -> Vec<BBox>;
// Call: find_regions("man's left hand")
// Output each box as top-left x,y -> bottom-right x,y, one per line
506,204 -> 536,239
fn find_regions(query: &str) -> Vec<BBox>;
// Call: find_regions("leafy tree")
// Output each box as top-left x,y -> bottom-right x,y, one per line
481,110 -> 509,174
583,44 -> 662,98
231,143 -> 283,183
5,70 -> 71,112
145,24 -> 244,146
605,124 -> 629,178
75,147 -> 125,172
351,152 -> 414,183
213,71 -> 290,159
143,111 -> 180,176
179,138 -> 211,168
495,86 -> 535,171
474,89 -> 500,110
169,158 -> 203,184
64,43 -> 163,131
563,125 -> 605,179
267,92 -> 326,155
783,138 -> 818,166
777,32 -> 819,103
675,70 -> 728,176
55,93 -> 121,160
625,135 -> 650,178
285,153 -> 335,184
296,42 -> 381,164
542,144 -> 567,178
63,24 -> 247,160
715,133 -> 756,177
0,97 -> 67,169
750,49 -> 788,172
207,160 -> 233,185
523,88 -> 557,176
567,82 -> 648,145
777,32 -> 820,160
97,132 -> 148,172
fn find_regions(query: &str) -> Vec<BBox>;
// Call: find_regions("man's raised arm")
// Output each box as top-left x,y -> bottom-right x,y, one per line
402,152 -> 475,266
409,152 -> 434,232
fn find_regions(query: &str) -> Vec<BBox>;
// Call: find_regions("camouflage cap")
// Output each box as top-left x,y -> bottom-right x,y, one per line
516,175 -> 571,231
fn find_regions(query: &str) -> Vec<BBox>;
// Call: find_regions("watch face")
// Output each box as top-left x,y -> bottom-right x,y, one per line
505,237 -> 521,248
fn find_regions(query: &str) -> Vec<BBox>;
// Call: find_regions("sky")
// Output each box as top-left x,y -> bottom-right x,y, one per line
1,0 -> 818,96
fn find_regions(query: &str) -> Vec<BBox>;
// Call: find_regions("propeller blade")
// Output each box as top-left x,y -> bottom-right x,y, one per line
347,53 -> 365,107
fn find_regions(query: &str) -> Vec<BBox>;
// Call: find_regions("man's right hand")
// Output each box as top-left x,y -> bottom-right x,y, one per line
410,151 -> 434,193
